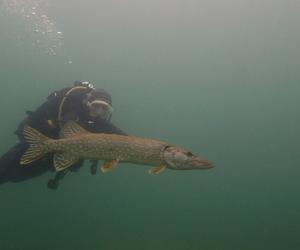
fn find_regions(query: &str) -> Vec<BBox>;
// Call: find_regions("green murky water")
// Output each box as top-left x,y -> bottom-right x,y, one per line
0,1 -> 299,249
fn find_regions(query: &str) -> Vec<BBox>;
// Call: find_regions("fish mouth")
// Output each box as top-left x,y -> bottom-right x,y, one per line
192,158 -> 214,169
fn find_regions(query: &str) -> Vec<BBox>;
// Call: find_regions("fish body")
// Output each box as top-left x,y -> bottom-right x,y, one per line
49,134 -> 167,167
20,121 -> 213,174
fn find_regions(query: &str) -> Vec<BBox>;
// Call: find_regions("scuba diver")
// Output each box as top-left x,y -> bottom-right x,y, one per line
0,81 -> 126,189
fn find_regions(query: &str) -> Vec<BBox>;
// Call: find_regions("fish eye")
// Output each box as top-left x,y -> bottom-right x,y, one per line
186,151 -> 193,157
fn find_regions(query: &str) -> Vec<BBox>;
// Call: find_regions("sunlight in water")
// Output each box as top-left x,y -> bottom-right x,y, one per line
1,0 -> 63,55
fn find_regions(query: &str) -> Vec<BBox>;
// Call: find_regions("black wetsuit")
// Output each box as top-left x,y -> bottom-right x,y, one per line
0,84 -> 126,188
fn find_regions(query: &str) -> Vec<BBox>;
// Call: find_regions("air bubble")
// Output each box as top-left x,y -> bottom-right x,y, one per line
3,0 -> 64,56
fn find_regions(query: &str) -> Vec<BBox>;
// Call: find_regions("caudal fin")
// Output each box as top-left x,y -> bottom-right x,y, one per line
20,126 -> 50,165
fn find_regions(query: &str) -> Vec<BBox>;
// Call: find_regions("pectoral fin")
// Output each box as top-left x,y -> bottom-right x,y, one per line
101,159 -> 119,173
149,164 -> 167,175
54,152 -> 79,171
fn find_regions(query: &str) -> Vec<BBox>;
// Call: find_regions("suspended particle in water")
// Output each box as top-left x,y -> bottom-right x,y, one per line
56,31 -> 63,38
48,48 -> 56,56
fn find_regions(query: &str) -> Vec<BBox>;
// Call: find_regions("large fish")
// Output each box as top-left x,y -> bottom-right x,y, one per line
20,121 -> 213,174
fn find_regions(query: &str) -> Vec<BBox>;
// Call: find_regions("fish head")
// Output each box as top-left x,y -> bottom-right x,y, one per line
163,146 -> 213,170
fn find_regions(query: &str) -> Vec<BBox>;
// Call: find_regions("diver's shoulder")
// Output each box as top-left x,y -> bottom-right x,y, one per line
47,87 -> 72,101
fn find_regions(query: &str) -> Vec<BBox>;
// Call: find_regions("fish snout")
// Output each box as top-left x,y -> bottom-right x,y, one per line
193,157 -> 214,169
163,146 -> 214,170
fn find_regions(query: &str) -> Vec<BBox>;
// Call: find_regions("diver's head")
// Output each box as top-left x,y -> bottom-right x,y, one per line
163,146 -> 213,170
84,89 -> 113,121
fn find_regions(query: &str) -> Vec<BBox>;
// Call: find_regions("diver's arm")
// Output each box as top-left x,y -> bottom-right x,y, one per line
84,118 -> 127,135
101,120 -> 127,135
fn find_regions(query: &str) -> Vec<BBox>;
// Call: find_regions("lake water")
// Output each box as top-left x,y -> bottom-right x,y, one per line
0,1 -> 299,249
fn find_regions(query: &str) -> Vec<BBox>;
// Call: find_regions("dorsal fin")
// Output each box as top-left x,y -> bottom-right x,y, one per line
60,121 -> 89,138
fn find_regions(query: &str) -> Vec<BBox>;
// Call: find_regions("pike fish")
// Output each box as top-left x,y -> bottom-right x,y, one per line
20,121 -> 213,174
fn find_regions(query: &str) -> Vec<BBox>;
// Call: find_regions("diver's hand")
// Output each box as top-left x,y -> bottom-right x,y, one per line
47,179 -> 59,190
47,170 -> 68,190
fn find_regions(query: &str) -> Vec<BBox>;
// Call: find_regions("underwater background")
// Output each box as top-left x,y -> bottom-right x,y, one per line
0,0 -> 299,249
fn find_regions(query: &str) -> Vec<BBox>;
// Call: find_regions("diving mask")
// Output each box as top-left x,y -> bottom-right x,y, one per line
88,100 -> 113,121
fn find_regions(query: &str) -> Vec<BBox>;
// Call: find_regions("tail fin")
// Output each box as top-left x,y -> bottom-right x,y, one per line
20,126 -> 50,165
